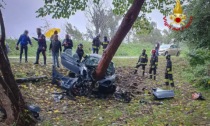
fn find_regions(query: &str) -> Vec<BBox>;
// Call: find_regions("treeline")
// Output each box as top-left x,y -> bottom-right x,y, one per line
173,0 -> 210,88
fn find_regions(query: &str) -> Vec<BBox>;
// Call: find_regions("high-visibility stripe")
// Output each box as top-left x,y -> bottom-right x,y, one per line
165,79 -> 169,82
169,80 -> 174,83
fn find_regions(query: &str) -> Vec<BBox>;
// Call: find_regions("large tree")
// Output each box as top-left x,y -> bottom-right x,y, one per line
65,22 -> 84,41
0,10 -> 35,125
85,1 -> 121,39
37,0 -> 190,79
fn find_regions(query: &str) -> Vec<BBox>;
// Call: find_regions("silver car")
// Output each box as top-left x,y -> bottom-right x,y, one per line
159,44 -> 181,56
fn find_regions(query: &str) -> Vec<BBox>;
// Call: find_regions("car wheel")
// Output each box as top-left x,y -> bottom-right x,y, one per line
176,51 -> 180,57
164,51 -> 168,56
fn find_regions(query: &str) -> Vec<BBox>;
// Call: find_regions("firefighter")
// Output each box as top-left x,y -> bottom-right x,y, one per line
134,49 -> 148,76
102,36 -> 109,51
76,43 -> 87,62
92,34 -> 101,54
165,54 -> 174,87
149,50 -> 158,80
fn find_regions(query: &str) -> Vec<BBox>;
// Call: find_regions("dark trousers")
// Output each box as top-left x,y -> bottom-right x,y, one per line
35,49 -> 46,64
149,67 -> 157,80
165,73 -> 174,87
20,46 -> 28,62
134,64 -> 146,76
93,48 -> 99,54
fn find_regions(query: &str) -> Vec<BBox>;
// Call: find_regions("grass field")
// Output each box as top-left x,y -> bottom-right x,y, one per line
9,56 -> 210,126
6,39 -> 153,57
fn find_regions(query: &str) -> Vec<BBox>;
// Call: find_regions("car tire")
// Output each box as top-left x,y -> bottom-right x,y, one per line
164,51 -> 168,56
176,51 -> 180,57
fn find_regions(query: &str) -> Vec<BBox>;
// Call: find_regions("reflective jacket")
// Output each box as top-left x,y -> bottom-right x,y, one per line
166,59 -> 172,74
102,40 -> 109,49
138,53 -> 148,65
150,55 -> 158,68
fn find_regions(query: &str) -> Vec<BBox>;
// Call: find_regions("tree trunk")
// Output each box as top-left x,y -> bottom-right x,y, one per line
93,0 -> 145,80
0,10 -> 35,126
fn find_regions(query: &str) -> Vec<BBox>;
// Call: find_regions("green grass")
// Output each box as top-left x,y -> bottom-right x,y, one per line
6,39 -> 153,57
9,56 -> 210,126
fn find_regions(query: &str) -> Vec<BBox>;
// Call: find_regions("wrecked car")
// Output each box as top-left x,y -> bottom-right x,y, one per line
52,51 -> 116,97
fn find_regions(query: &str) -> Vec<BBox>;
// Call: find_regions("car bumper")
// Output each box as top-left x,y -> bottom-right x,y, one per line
159,51 -> 165,56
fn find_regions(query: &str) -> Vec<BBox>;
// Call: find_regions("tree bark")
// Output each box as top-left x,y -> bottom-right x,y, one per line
0,10 -> 35,126
93,0 -> 145,80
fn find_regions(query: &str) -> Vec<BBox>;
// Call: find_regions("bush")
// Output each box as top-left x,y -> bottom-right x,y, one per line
187,48 -> 210,66
183,50 -> 210,88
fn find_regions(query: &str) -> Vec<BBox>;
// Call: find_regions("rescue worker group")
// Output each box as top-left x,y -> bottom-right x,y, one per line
16,28 -> 174,87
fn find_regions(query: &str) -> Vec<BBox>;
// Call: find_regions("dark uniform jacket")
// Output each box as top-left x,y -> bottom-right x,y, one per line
102,40 -> 109,49
92,37 -> 101,49
49,40 -> 62,53
166,59 -> 172,74
62,39 -> 73,51
34,34 -> 47,50
76,48 -> 85,62
138,53 -> 148,65
150,55 -> 158,68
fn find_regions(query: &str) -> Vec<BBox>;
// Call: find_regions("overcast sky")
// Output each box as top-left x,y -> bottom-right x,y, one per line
2,0 -> 166,39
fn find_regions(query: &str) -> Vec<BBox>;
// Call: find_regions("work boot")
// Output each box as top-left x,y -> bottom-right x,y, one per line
142,71 -> 145,77
154,76 -> 156,80
149,75 -> 152,79
34,62 -> 39,64
25,60 -> 28,63
171,83 -> 175,87
134,70 -> 137,74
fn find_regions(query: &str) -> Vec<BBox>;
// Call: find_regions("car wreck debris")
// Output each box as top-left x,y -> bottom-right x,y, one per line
52,52 -> 116,98
192,92 -> 205,100
27,104 -> 41,119
16,75 -> 48,83
152,88 -> 174,99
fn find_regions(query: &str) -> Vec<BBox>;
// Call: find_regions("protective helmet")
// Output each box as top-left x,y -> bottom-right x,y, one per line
78,43 -> 83,47
166,54 -> 171,60
151,49 -> 156,54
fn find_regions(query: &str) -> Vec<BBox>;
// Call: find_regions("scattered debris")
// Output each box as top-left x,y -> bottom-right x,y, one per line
27,104 -> 41,119
114,87 -> 133,103
16,75 -> 48,83
52,93 -> 64,102
192,92 -> 205,100
152,88 -> 174,99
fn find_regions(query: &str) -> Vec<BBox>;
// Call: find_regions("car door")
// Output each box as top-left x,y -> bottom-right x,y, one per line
168,45 -> 174,55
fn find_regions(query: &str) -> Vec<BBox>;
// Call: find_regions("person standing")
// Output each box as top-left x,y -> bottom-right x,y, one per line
165,55 -> 174,87
62,34 -> 73,53
16,30 -> 32,63
134,49 -> 148,76
50,31 -> 58,43
149,50 -> 158,80
49,35 -> 62,67
155,42 -> 160,56
102,36 -> 109,51
92,34 -> 101,54
33,28 -> 47,65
